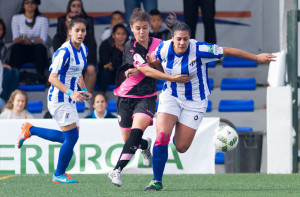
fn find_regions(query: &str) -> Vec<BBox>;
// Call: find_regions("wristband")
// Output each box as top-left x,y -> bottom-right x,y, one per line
82,87 -> 88,92
66,89 -> 73,96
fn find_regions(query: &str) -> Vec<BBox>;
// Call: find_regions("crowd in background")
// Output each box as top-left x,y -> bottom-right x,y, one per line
0,0 -> 216,119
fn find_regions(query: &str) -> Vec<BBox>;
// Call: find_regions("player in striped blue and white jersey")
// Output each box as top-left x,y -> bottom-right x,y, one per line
155,38 -> 221,103
16,17 -> 92,183
144,13 -> 276,191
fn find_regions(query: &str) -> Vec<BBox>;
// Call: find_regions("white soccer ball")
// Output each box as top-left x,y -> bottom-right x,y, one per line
213,125 -> 239,152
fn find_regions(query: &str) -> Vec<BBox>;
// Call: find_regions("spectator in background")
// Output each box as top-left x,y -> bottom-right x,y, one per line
85,92 -> 117,119
149,9 -> 171,41
53,0 -> 97,94
101,11 -> 126,42
0,0 -> 23,42
0,19 -> 19,103
0,89 -> 33,119
9,0 -> 49,77
183,0 -> 216,43
98,24 -> 127,92
124,0 -> 157,35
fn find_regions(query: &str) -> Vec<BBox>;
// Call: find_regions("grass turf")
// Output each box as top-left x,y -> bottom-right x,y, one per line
1,174 -> 300,197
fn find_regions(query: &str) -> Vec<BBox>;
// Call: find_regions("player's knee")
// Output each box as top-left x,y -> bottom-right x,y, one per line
154,132 -> 170,146
86,65 -> 96,73
176,145 -> 188,153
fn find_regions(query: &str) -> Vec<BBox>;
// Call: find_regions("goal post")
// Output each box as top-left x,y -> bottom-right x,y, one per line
286,9 -> 299,173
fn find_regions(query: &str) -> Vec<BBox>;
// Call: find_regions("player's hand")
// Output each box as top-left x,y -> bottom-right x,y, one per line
79,91 -> 92,100
70,91 -> 85,102
256,53 -> 277,63
125,68 -> 140,78
171,74 -> 193,83
146,52 -> 160,68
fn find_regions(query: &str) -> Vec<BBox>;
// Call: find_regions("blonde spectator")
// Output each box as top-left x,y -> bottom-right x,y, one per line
0,89 -> 33,119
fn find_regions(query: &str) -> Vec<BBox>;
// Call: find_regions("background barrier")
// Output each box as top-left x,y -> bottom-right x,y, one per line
0,118 -> 219,174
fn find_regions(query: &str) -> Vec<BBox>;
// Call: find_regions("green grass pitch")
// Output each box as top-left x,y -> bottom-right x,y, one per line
1,174 -> 300,197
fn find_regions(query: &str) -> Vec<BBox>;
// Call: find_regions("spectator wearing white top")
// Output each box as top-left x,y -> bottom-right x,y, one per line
9,0 -> 49,77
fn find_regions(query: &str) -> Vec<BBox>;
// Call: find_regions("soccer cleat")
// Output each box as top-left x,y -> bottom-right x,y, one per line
108,168 -> 122,187
52,173 -> 78,183
17,122 -> 33,149
141,137 -> 152,167
144,180 -> 163,191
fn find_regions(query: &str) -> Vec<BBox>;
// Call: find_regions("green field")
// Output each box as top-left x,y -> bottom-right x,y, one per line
1,174 -> 300,197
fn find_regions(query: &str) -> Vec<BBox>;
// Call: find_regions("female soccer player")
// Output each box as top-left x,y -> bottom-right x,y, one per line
142,13 -> 276,191
108,8 -> 191,187
16,16 -> 92,183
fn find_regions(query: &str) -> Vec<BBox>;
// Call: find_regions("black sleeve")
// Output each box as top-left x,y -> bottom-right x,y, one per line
111,48 -> 123,71
82,16 -> 97,65
99,40 -> 112,69
56,16 -> 66,35
122,40 -> 134,68
85,16 -> 95,38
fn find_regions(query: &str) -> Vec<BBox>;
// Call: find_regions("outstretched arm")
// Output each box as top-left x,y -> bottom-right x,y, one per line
222,47 -> 276,63
137,65 -> 192,83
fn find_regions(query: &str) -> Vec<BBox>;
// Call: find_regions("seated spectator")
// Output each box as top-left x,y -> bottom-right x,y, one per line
0,89 -> 33,119
149,9 -> 171,40
85,92 -> 116,119
0,19 -> 19,103
98,24 -> 127,92
101,11 -> 125,42
53,0 -> 97,93
9,0 -> 49,78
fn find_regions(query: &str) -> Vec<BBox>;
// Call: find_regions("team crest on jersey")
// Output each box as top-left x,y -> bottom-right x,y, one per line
71,57 -> 74,62
189,59 -> 196,67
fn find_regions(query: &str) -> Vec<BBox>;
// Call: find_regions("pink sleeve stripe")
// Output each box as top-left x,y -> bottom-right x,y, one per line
114,88 -> 158,98
148,38 -> 161,54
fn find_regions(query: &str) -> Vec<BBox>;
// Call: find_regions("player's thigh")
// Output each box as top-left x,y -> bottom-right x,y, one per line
174,110 -> 204,153
117,97 -> 134,130
156,93 -> 180,137
48,102 -> 79,129
156,112 -> 178,138
174,122 -> 197,153
132,96 -> 157,131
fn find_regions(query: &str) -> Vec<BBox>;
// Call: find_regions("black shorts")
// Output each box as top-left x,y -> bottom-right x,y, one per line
117,96 -> 157,130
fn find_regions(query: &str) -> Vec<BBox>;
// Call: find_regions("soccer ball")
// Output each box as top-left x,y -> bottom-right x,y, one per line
213,125 -> 239,152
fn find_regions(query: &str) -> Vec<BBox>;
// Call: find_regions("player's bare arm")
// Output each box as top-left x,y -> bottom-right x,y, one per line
222,47 -> 276,64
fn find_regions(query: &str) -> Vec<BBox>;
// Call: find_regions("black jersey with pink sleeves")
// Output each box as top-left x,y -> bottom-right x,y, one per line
114,37 -> 161,98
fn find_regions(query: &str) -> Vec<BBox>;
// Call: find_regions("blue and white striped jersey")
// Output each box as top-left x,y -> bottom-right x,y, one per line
48,40 -> 88,103
155,39 -> 223,101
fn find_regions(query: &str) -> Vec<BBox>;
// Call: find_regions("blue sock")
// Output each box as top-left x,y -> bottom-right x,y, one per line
55,127 -> 79,176
30,126 -> 64,143
152,144 -> 168,182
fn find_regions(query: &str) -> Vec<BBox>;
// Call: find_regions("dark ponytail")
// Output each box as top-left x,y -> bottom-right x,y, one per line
129,8 -> 151,26
165,13 -> 191,37
68,15 -> 87,30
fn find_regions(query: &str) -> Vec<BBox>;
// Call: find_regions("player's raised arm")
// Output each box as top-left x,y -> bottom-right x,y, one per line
222,47 -> 276,64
